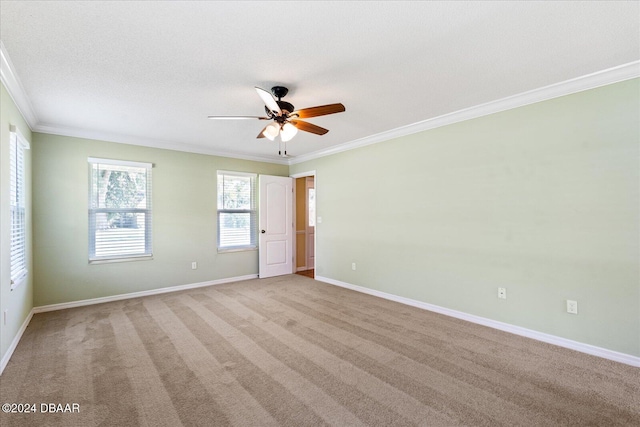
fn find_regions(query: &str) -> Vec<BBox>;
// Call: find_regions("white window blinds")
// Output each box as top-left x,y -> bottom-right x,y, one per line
88,158 -> 152,262
217,171 -> 257,250
9,126 -> 29,288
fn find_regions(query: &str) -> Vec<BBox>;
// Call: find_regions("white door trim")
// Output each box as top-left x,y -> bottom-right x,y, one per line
291,170 -> 316,274
290,170 -> 317,179
306,177 -> 315,270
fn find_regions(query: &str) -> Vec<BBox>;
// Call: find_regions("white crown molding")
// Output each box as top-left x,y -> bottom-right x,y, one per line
0,41 -> 38,129
3,37 -> 637,166
1,41 -> 285,164
34,123 -> 289,165
289,61 -> 640,165
316,275 -> 640,368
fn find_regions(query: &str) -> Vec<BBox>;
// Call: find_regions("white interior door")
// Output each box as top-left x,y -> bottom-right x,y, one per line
259,175 -> 293,278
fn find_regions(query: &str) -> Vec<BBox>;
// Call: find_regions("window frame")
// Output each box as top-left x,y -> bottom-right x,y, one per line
9,125 -> 29,290
88,157 -> 153,263
217,170 -> 257,252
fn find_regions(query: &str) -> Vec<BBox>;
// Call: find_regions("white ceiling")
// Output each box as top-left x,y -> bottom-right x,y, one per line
1,1 -> 638,163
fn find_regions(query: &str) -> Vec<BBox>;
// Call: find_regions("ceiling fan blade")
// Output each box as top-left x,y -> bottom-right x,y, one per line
256,125 -> 268,138
255,87 -> 282,116
293,103 -> 345,119
291,120 -> 329,135
208,116 -> 270,120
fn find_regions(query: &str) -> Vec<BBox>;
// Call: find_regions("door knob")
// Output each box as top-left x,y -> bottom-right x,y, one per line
261,230 -> 266,233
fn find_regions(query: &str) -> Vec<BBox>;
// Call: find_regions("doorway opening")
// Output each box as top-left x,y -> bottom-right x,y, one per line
292,172 -> 315,279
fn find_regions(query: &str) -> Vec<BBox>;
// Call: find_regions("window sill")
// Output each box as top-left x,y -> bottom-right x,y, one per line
89,255 -> 153,265
217,247 -> 258,254
10,273 -> 28,291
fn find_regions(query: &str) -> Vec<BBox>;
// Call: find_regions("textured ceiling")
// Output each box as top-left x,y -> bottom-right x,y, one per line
1,1 -> 638,163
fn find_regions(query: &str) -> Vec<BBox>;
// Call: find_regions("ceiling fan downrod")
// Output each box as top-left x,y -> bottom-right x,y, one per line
266,86 -> 295,117
271,86 -> 288,100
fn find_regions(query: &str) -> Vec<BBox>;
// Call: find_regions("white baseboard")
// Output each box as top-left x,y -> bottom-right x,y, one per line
33,274 -> 258,314
1,274 -> 257,375
316,275 -> 640,368
296,267 -> 308,272
1,309 -> 34,375
6,274 -> 637,375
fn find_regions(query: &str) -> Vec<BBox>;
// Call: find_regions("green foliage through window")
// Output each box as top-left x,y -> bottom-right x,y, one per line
89,158 -> 152,261
217,172 -> 257,250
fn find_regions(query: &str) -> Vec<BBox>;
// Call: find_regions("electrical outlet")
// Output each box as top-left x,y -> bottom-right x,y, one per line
191,262 -> 197,270
498,287 -> 507,299
566,300 -> 578,314
351,262 -> 356,271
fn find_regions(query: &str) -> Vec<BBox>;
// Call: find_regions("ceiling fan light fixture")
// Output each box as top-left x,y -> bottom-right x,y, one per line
208,85 -> 345,154
280,122 -> 298,142
263,122 -> 279,140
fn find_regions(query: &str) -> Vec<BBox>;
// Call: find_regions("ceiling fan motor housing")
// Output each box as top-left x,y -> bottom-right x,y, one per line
266,104 -> 295,120
264,86 -> 295,117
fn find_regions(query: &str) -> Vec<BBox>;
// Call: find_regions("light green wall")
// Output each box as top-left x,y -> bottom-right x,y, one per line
8,78 -> 639,364
292,79 -> 640,357
1,83 -> 33,362
32,134 -> 287,306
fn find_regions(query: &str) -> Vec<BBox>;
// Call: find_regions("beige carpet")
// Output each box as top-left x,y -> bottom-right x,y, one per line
1,275 -> 638,426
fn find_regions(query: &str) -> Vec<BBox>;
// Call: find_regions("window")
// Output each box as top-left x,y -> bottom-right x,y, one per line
308,188 -> 315,227
9,126 -> 29,289
88,158 -> 152,262
217,171 -> 257,251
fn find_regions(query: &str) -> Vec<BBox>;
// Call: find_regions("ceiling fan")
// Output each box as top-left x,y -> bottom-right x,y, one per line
208,86 -> 345,156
